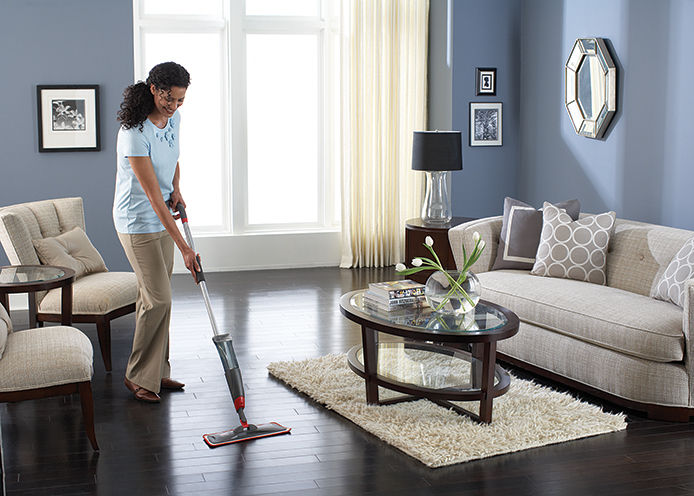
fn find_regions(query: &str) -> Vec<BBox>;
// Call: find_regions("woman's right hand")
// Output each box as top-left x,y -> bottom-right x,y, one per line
182,246 -> 202,282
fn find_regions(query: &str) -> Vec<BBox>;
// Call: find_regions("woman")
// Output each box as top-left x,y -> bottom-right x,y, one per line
114,61 -> 200,403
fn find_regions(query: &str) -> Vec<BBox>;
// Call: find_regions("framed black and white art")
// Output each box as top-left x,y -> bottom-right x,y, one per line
470,102 -> 502,147
37,85 -> 100,152
475,67 -> 496,96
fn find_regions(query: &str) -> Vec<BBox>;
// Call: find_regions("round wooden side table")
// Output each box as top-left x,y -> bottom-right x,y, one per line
0,265 -> 75,326
405,217 -> 476,283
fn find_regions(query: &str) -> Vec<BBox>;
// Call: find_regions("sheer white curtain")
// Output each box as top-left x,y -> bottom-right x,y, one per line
339,0 -> 429,268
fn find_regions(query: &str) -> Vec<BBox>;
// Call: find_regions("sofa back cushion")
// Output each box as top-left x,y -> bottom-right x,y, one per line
607,218 -> 694,296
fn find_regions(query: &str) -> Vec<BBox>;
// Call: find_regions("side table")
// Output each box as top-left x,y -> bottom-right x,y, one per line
405,217 -> 476,283
0,266 -> 75,327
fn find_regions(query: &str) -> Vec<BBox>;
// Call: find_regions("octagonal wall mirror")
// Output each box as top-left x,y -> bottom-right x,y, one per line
565,38 -> 616,139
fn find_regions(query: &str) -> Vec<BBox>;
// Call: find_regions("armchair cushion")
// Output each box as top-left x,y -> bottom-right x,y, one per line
33,227 -> 107,278
0,326 -> 93,392
38,271 -> 137,315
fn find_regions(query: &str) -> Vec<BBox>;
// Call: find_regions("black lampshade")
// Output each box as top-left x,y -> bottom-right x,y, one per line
411,131 -> 463,171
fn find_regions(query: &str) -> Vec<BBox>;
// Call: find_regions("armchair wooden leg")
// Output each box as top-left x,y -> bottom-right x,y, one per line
95,317 -> 112,372
78,381 -> 99,451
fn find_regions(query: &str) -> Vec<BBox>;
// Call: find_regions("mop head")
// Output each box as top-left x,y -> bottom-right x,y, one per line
203,422 -> 291,447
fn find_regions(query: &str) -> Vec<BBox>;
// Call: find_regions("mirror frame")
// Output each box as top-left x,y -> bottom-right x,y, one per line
565,38 -> 616,139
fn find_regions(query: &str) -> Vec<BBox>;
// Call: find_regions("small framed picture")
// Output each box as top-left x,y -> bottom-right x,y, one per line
37,85 -> 100,152
475,67 -> 496,96
470,102 -> 502,146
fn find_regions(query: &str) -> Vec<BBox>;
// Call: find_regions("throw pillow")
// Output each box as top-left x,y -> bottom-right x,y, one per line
491,197 -> 581,270
652,237 -> 694,308
531,202 -> 616,285
32,227 -> 108,278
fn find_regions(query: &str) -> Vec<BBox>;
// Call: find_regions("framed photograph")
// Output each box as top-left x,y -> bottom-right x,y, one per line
470,102 -> 502,146
37,85 -> 100,152
475,67 -> 496,96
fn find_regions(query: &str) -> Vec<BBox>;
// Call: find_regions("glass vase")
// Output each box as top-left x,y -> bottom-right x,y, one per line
425,269 -> 481,315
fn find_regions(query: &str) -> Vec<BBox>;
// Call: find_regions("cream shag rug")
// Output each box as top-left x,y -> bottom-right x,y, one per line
267,353 -> 627,468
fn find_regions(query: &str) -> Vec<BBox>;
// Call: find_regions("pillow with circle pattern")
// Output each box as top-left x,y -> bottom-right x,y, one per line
531,202 -> 616,285
652,238 -> 694,308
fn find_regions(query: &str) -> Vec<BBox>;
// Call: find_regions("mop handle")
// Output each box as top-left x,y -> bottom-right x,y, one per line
174,203 -> 222,337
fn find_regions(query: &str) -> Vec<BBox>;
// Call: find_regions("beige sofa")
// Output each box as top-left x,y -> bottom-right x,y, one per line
449,215 -> 694,421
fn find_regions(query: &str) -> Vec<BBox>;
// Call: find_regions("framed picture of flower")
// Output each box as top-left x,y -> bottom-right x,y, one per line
37,85 -> 100,152
469,102 -> 502,147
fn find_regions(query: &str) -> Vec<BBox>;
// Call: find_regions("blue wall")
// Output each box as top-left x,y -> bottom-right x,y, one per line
510,0 -> 693,230
0,0 -> 133,269
450,0 -> 521,218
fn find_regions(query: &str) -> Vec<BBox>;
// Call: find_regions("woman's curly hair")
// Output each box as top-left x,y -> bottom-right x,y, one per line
117,61 -> 190,130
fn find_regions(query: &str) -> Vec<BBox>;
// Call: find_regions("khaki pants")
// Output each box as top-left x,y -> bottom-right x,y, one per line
118,230 -> 174,394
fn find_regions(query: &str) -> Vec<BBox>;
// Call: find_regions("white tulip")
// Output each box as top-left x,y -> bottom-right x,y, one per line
473,232 -> 481,244
412,258 -> 423,267
425,236 -> 434,246
395,263 -> 406,272
478,240 -> 486,251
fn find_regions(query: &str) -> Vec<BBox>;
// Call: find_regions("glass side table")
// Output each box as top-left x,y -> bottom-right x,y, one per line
0,265 -> 75,326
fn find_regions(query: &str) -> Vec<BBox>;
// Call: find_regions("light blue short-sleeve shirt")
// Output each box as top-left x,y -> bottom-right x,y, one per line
113,111 -> 181,234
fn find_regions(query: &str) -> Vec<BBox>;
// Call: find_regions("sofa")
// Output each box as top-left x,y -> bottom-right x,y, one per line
449,214 -> 694,421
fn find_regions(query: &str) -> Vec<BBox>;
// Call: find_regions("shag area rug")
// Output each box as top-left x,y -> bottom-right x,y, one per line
267,353 -> 627,468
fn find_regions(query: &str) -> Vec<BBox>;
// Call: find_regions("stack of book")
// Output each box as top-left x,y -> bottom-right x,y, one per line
363,279 -> 426,311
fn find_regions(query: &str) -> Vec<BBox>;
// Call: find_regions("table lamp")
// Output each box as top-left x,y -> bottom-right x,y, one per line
411,130 -> 462,224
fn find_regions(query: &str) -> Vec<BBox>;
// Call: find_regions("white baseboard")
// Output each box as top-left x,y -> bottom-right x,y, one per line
172,230 -> 342,274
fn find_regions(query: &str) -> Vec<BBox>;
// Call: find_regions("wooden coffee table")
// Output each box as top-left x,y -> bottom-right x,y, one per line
340,290 -> 519,423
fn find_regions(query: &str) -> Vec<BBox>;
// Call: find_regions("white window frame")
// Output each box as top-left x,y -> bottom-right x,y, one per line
132,0 -> 341,271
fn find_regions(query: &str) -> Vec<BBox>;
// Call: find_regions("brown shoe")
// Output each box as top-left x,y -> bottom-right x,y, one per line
161,377 -> 185,390
124,377 -> 160,403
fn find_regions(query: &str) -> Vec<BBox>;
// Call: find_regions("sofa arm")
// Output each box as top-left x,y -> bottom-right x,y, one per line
448,216 -> 502,274
683,280 -> 694,406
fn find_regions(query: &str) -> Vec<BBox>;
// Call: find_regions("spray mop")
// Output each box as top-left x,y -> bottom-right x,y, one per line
175,203 -> 291,447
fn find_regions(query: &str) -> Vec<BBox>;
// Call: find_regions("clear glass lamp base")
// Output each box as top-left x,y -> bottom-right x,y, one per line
421,170 -> 452,224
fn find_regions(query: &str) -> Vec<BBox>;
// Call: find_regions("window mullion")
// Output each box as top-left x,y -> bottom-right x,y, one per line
230,0 -> 247,235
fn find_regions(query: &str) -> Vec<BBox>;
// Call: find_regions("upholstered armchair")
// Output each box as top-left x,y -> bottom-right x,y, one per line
0,302 -> 98,450
0,197 -> 136,371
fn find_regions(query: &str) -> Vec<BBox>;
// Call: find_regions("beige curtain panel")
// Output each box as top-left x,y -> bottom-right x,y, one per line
339,0 -> 429,268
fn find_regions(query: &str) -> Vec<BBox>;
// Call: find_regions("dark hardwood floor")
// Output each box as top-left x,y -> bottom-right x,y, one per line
2,267 -> 694,496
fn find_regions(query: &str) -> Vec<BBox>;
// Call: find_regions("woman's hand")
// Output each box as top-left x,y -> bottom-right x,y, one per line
181,245 -> 202,282
169,189 -> 185,220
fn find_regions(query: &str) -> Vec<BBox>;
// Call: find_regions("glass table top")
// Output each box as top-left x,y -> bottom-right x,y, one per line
0,266 -> 67,285
355,343 -> 499,390
349,291 -> 508,333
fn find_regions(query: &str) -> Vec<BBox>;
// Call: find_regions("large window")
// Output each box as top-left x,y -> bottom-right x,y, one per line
133,0 -> 339,236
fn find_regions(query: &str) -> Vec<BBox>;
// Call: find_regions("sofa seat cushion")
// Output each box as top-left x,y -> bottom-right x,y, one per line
478,270 -> 684,362
0,326 -> 93,392
39,271 -> 137,315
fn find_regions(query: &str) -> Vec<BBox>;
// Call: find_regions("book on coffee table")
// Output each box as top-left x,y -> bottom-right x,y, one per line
368,280 -> 425,300
363,291 -> 426,311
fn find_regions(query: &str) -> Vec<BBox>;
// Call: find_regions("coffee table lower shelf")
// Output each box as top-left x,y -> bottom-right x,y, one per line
346,341 -> 511,424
